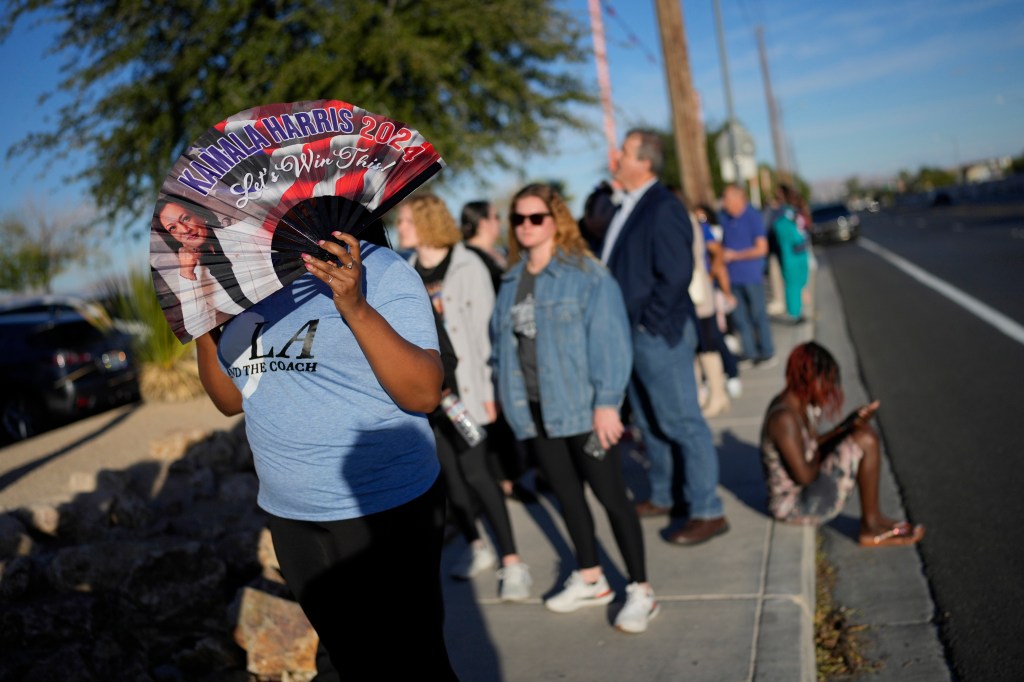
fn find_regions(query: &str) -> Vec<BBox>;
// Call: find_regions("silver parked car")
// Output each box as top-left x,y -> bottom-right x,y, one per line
809,203 -> 860,245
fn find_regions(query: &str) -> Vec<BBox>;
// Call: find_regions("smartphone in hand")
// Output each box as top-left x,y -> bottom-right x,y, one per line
844,400 -> 881,430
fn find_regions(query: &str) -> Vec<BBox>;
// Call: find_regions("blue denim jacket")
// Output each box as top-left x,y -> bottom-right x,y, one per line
490,252 -> 632,440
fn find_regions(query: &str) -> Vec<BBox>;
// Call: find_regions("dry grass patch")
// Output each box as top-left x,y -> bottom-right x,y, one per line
815,539 -> 880,679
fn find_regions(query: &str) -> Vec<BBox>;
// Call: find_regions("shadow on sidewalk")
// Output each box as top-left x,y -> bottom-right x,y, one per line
717,429 -> 770,516
0,403 -> 140,494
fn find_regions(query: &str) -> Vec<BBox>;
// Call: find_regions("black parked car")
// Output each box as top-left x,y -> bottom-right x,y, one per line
0,300 -> 140,443
809,203 -> 860,245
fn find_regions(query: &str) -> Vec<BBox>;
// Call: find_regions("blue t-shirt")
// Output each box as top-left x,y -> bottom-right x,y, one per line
700,221 -> 715,273
217,244 -> 440,521
720,205 -> 767,285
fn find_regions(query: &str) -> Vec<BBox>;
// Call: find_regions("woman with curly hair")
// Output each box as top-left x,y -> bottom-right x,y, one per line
760,342 -> 924,546
490,183 -> 657,633
396,193 -> 531,602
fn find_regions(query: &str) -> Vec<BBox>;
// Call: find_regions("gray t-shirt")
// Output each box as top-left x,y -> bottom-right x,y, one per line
217,244 -> 439,521
511,269 -> 540,402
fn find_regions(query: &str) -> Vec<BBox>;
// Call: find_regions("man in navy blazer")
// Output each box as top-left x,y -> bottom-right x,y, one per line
602,129 -> 728,546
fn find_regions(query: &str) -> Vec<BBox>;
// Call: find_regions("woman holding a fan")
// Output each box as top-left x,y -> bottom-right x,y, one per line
194,215 -> 457,679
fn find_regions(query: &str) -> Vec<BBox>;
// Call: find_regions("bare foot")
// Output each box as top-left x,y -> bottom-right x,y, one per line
859,519 -> 924,547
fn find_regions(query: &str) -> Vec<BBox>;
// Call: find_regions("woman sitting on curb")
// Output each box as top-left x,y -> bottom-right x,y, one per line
760,342 -> 924,547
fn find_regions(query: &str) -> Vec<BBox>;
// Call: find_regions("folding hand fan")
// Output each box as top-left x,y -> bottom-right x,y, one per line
149,99 -> 444,343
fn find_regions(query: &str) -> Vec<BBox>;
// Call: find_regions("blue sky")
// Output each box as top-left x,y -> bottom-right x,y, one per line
1,0 -> 1022,292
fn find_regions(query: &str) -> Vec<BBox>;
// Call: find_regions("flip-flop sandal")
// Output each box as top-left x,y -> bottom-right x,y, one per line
859,522 -> 925,547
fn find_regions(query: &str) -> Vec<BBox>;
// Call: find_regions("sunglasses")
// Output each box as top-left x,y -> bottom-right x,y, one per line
510,212 -> 551,227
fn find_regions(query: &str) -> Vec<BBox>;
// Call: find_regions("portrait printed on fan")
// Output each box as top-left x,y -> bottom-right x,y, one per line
150,197 -> 285,342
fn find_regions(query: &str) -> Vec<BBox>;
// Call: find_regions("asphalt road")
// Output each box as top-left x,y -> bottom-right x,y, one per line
825,201 -> 1024,681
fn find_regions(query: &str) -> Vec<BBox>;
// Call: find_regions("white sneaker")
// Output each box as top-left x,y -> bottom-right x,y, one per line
614,582 -> 659,633
498,562 -> 532,602
726,377 -> 743,398
451,542 -> 496,580
544,571 -> 615,613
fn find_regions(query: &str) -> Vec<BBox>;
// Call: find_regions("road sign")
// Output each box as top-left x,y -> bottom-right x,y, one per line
716,121 -> 756,182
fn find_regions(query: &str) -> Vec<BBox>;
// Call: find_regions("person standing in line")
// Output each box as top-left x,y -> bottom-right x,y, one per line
491,183 -> 658,633
792,190 -> 818,318
685,207 -> 731,418
578,180 -> 619,254
761,192 -> 788,317
459,200 -> 536,505
693,203 -> 742,400
602,129 -> 728,546
459,200 -> 507,292
771,184 -> 810,322
195,218 -> 457,679
720,184 -> 776,366
397,194 -> 531,601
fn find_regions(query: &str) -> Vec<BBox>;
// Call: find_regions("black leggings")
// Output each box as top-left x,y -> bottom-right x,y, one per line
526,403 -> 647,583
268,477 -> 457,680
435,424 -> 518,556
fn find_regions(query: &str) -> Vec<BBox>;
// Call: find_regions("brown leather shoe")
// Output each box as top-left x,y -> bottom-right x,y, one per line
666,517 -> 729,546
635,501 -> 672,518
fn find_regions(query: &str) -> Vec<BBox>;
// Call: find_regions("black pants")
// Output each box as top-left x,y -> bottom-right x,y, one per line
526,402 -> 647,583
435,423 -> 518,556
485,412 -> 528,482
697,314 -> 739,379
268,477 -> 457,681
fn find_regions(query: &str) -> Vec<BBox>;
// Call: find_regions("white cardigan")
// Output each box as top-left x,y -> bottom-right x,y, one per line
410,242 -> 496,424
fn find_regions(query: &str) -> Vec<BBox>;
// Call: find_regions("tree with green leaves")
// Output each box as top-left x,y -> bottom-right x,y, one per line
0,201 -> 97,293
1,0 -> 593,227
1012,151 -> 1024,175
912,166 -> 957,192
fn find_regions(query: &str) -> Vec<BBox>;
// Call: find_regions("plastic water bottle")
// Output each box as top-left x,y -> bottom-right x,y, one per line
440,393 -> 485,447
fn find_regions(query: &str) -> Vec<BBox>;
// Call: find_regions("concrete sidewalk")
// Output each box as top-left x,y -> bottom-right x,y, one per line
439,254 -> 947,681
441,317 -> 816,682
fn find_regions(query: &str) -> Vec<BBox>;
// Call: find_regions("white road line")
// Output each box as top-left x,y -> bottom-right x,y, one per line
859,237 -> 1024,346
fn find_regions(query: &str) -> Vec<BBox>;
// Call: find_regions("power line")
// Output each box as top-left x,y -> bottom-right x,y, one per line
601,0 -> 660,66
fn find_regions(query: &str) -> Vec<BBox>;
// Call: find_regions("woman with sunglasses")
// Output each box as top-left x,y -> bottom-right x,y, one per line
490,184 -> 658,634
195,215 -> 457,679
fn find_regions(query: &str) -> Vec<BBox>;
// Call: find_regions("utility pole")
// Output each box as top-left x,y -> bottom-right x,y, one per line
653,0 -> 714,207
712,0 -> 740,189
756,25 -> 788,180
587,0 -> 618,174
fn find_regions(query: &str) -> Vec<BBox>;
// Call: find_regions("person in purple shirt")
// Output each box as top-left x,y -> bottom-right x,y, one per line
719,184 -> 775,364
